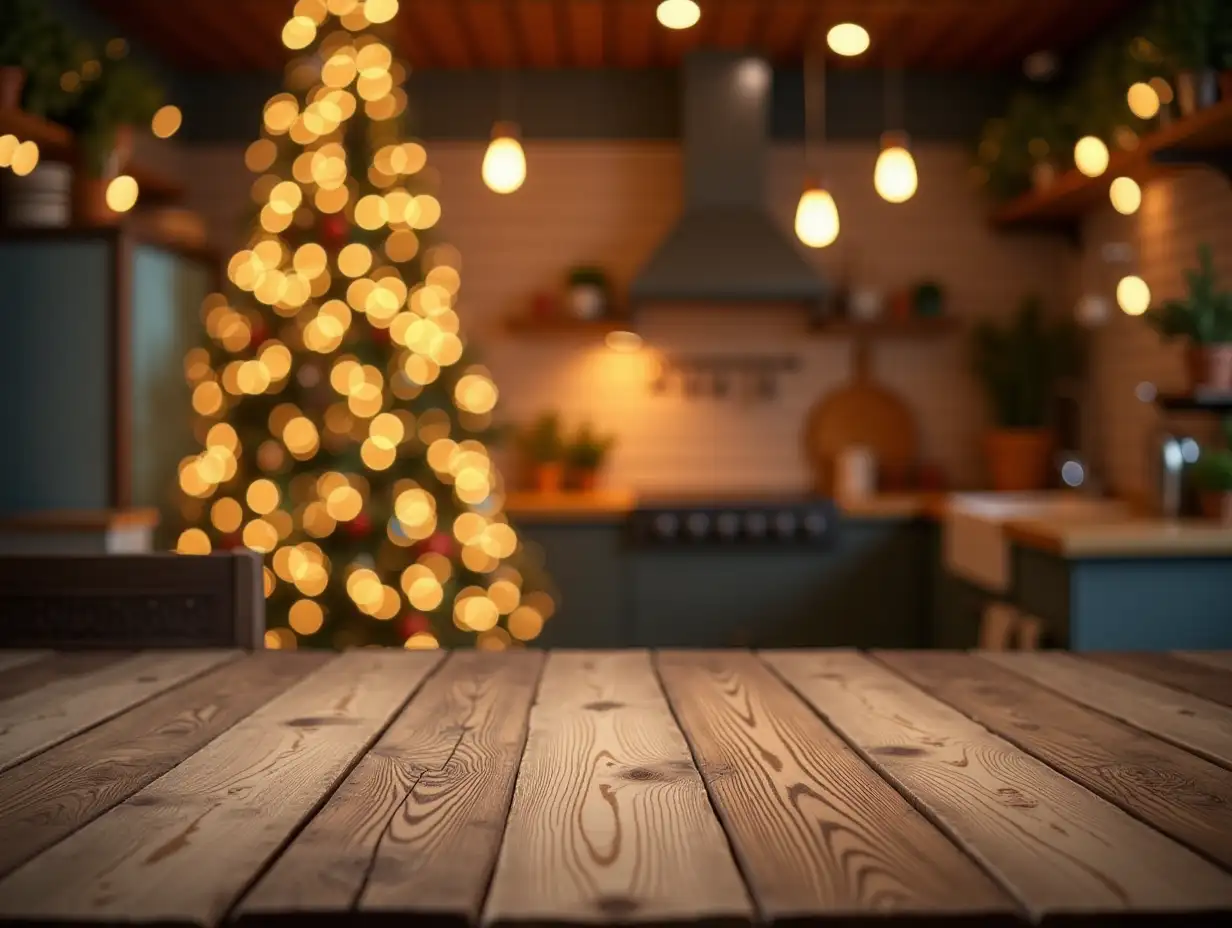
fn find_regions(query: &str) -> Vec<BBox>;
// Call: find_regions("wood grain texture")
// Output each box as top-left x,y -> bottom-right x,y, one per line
876,650 -> 1232,872
0,651 -> 129,703
765,650 -> 1232,921
483,650 -> 753,928
0,652 -> 50,675
1084,652 -> 1232,709
0,650 -> 442,927
239,650 -> 542,924
982,652 -> 1232,770
0,651 -> 331,880
1177,651 -> 1232,673
657,650 -> 1015,924
0,650 -> 238,774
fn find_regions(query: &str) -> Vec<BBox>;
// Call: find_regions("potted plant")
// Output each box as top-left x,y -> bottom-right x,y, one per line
0,0 -> 56,110
1193,446 -> 1232,524
519,412 -> 565,493
566,266 -> 610,320
62,53 -> 163,225
565,422 -> 615,492
1144,244 -> 1232,392
1156,0 -> 1224,113
971,296 -> 1085,491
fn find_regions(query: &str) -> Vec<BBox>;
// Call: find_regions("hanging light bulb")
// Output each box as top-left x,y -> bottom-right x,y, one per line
1116,275 -> 1151,315
827,23 -> 870,57
1074,136 -> 1110,177
656,0 -> 700,30
482,121 -> 525,194
873,132 -> 917,203
795,180 -> 839,248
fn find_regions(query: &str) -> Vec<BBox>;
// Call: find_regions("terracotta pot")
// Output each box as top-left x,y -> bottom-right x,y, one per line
1186,343 -> 1232,392
533,462 -> 564,493
574,469 -> 598,492
982,428 -> 1055,492
1199,490 -> 1232,525
0,66 -> 25,110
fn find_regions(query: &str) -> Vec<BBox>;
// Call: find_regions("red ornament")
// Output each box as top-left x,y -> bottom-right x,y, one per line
220,532 -> 242,550
249,321 -> 269,348
400,613 -> 431,639
424,532 -> 454,557
346,513 -> 372,538
320,213 -> 349,248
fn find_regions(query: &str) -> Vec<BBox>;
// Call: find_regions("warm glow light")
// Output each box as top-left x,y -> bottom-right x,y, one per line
151,105 -> 183,139
873,134 -> 917,203
1109,176 -> 1142,215
795,185 -> 839,248
605,330 -> 642,353
656,0 -> 700,30
1074,136 -> 1110,178
105,175 -> 140,213
1127,82 -> 1160,120
1117,275 -> 1151,316
482,123 -> 526,194
9,140 -> 39,176
827,23 -> 870,57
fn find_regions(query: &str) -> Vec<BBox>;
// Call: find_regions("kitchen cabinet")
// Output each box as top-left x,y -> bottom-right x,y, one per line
516,523 -> 627,648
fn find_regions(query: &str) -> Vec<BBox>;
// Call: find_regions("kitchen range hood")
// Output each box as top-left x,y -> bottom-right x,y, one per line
628,52 -> 827,309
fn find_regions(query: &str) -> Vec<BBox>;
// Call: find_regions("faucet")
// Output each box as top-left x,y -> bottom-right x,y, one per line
1054,378 -> 1102,495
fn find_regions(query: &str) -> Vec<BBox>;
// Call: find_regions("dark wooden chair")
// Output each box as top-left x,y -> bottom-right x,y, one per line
0,551 -> 264,650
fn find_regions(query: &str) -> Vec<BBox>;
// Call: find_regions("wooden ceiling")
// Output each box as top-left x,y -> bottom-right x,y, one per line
87,0 -> 1139,72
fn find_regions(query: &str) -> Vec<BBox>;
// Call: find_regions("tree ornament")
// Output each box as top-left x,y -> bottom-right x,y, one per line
400,612 -> 431,639
320,212 -> 349,248
424,532 -> 454,557
346,512 -> 372,538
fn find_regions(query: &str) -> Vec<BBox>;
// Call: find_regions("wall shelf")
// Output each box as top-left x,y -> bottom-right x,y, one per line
1157,392 -> 1232,413
810,316 -> 960,338
991,98 -> 1232,230
0,108 -> 183,204
505,315 -> 635,335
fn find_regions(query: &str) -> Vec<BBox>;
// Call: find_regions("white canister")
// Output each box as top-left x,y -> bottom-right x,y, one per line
836,445 -> 877,500
849,288 -> 884,322
0,161 -> 72,228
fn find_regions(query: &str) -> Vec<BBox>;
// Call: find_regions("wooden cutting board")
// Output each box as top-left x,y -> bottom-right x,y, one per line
804,341 -> 918,494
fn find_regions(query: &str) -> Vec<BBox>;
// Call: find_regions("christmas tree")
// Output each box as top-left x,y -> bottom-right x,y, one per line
173,0 -> 555,651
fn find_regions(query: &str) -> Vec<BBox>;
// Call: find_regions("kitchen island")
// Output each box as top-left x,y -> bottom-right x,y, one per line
2,648 -> 1232,925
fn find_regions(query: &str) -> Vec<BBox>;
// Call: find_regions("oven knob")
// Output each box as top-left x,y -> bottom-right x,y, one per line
653,513 -> 679,538
716,512 -> 740,538
774,511 -> 797,537
686,512 -> 710,538
744,512 -> 767,537
804,511 -> 828,536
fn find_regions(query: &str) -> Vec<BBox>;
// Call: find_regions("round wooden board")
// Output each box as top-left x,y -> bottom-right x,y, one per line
804,381 -> 919,494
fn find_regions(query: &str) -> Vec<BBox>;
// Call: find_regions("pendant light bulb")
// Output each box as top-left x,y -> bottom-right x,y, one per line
482,121 -> 526,194
795,181 -> 840,248
1074,135 -> 1110,178
874,133 -> 917,203
656,0 -> 700,30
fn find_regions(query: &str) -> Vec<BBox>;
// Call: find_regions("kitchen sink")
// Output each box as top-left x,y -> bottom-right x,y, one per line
943,492 -> 1130,592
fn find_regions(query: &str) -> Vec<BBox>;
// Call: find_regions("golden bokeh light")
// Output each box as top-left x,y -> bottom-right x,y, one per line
152,105 -> 183,139
105,175 -> 140,213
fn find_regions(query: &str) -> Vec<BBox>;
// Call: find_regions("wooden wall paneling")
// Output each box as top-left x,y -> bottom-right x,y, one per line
710,0 -> 761,50
563,0 -> 606,67
514,0 -> 562,68
188,0 -> 277,71
396,9 -> 438,70
616,0 -> 659,68
916,2 -> 1018,71
460,0 -> 519,70
759,0 -> 818,64
89,0 -> 225,71
410,0 -> 475,69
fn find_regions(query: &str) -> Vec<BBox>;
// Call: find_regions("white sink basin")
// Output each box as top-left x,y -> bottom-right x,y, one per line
943,493 -> 1130,593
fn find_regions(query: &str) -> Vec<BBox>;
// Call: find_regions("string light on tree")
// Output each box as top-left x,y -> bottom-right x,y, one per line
482,122 -> 526,194
1126,82 -> 1160,120
1109,176 -> 1141,215
656,0 -> 700,30
173,0 -> 556,651
1074,135 -> 1110,178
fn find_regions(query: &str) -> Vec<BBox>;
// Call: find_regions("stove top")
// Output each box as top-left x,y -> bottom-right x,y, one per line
627,494 -> 836,547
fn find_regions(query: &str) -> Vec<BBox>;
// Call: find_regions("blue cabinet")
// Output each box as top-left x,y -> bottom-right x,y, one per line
0,229 -> 216,536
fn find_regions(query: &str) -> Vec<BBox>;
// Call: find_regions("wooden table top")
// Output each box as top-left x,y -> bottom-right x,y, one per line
0,648 -> 1231,926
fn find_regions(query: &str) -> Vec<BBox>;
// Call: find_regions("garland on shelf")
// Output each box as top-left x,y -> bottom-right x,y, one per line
973,0 -> 1232,202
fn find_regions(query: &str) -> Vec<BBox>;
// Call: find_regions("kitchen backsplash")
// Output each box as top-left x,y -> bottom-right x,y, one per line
182,141 -> 1070,494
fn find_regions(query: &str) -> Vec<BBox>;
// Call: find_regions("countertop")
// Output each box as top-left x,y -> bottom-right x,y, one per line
504,490 -> 1232,557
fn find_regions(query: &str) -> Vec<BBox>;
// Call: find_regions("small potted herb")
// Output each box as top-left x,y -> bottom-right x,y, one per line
519,412 -> 565,493
1144,244 -> 1232,393
62,50 -> 163,225
565,422 -> 615,492
971,296 -> 1085,491
1193,448 -> 1232,524
566,265 -> 610,320
0,0 -> 55,110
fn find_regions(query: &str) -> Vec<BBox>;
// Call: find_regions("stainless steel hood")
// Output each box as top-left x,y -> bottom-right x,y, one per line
628,52 -> 827,308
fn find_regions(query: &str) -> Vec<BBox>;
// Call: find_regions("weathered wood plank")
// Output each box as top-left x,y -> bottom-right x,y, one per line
765,650 -> 1232,922
0,650 -> 239,773
0,652 -> 130,703
0,650 -> 443,927
657,650 -> 1015,924
1176,651 -> 1232,673
0,651 -> 331,879
1084,652 -> 1232,709
982,651 -> 1232,770
877,650 -> 1232,872
239,650 -> 542,924
483,650 -> 753,928
0,652 -> 51,675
